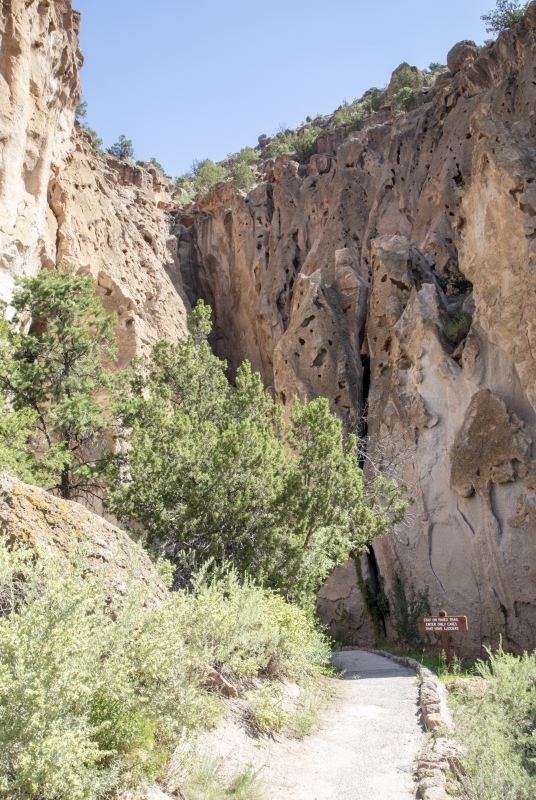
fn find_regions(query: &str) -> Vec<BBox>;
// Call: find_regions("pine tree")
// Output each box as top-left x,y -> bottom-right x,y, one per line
0,267 -> 117,502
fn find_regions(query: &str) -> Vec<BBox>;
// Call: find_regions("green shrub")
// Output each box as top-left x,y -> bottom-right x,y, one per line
0,539 -> 219,800
106,300 -> 408,606
293,127 -> 319,160
481,0 -> 529,34
193,159 -> 229,193
249,685 -> 289,732
389,576 -> 430,648
149,157 -> 165,173
362,87 -> 383,114
232,162 -> 256,190
395,86 -> 417,111
451,645 -> 536,799
235,146 -> 257,165
333,100 -> 366,131
262,133 -> 296,160
177,568 -> 331,681
443,301 -> 472,345
0,538 -> 328,798
392,66 -> 424,94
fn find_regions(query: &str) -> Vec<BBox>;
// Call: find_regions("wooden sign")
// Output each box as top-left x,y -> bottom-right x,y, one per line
417,615 -> 468,633
417,610 -> 469,670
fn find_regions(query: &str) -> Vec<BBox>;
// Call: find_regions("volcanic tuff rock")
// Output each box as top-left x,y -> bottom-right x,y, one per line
0,0 -> 189,363
0,473 -> 168,604
175,5 -> 536,657
4,1 -> 536,657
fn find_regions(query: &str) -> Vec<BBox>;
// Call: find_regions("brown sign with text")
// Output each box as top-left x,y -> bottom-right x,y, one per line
417,615 -> 468,633
417,610 -> 469,670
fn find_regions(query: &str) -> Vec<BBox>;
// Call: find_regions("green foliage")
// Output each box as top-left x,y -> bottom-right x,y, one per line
235,146 -> 258,165
354,554 -> 390,639
389,577 -> 430,648
174,160 -> 230,203
176,567 -> 331,681
333,100 -> 366,131
75,100 -> 87,120
293,127 -> 319,161
392,66 -> 424,94
193,159 -> 229,192
428,62 -> 445,71
362,87 -> 383,114
107,134 -> 134,161
149,157 -> 165,173
232,162 -> 256,190
0,538 -> 219,800
0,267 -> 117,502
181,758 -> 265,800
392,67 -> 423,112
0,538 -> 327,799
395,86 -> 417,111
106,300 -> 407,605
451,645 -> 536,799
249,685 -> 289,732
83,126 -> 103,152
262,133 -> 295,160
443,300 -> 472,345
481,0 -> 529,33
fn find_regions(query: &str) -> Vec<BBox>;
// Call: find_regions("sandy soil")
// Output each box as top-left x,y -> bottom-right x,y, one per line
199,649 -> 425,800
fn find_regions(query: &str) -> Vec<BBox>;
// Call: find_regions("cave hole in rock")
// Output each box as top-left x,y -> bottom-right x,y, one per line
300,315 -> 315,328
312,348 -> 327,368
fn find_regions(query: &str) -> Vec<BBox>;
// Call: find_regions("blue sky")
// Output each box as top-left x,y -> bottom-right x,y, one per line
73,0 -> 495,177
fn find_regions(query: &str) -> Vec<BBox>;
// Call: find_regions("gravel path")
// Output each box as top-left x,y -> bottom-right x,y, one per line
202,649 -> 425,800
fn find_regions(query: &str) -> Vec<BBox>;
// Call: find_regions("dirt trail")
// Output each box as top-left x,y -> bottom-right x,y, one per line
202,650 -> 425,799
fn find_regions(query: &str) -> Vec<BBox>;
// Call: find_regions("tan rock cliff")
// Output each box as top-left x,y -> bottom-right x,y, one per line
0,0 -> 189,363
3,0 -> 536,658
176,7 -> 536,657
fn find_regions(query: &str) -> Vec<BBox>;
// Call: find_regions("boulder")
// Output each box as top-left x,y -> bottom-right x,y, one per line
0,474 -> 168,606
447,40 -> 479,74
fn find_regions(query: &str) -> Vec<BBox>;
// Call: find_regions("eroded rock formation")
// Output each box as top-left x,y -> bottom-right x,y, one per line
0,0 -> 189,363
0,473 -> 168,604
3,0 -> 536,657
175,7 -> 536,657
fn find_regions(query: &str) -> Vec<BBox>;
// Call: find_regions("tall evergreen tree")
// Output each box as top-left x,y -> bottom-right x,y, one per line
0,267 -> 117,502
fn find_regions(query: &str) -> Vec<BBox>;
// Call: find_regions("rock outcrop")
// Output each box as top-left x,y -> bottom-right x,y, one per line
4,1 -> 536,657
0,0 -> 189,364
0,0 -> 81,300
0,473 -> 168,604
175,7 -> 536,658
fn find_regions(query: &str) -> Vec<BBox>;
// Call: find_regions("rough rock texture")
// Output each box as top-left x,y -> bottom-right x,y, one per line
0,473 -> 168,604
0,0 -> 82,300
176,7 -> 536,658
49,127 -> 189,363
0,1 -> 189,363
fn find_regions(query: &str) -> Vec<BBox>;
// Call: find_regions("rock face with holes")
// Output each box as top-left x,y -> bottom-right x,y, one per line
176,7 -> 536,657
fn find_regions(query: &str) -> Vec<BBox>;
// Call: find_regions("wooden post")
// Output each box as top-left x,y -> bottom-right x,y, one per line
439,609 -> 451,671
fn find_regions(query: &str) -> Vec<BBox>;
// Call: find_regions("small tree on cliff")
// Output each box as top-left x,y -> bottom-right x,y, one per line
0,267 -> 117,502
107,134 -> 135,161
482,0 -> 529,33
107,301 -> 407,604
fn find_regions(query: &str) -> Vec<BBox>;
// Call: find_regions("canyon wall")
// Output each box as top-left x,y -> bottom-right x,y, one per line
0,0 -> 188,362
176,10 -> 536,658
3,0 -> 536,658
